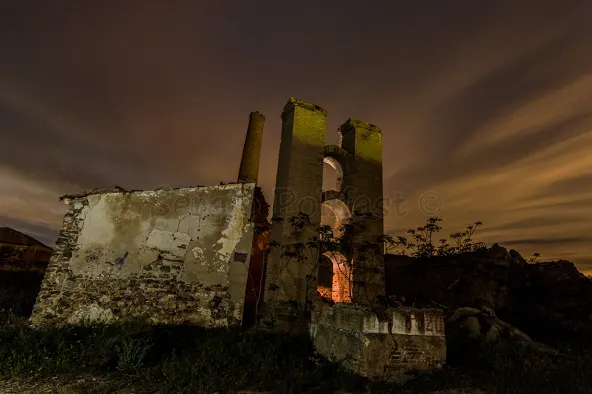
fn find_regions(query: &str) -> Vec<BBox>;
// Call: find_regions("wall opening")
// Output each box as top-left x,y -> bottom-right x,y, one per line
317,254 -> 333,301
318,199 -> 352,303
322,156 -> 343,192
317,252 -> 351,303
328,251 -> 352,302
321,198 -> 351,239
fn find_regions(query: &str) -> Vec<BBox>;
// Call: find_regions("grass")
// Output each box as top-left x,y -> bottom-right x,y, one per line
0,313 -> 373,393
1,278 -> 592,393
447,341 -> 592,394
1,311 -> 592,394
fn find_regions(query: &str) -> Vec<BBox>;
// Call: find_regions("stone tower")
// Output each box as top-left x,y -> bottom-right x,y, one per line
338,119 -> 385,304
264,98 -> 385,327
265,98 -> 327,308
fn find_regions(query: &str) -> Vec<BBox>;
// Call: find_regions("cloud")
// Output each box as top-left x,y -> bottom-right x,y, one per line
499,237 -> 592,247
1,0 -> 591,274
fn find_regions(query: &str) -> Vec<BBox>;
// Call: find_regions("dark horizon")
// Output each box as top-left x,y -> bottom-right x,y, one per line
1,1 -> 591,274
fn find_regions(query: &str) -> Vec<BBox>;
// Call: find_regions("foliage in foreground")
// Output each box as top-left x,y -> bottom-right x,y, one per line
1,314 -> 592,393
0,315 -> 371,393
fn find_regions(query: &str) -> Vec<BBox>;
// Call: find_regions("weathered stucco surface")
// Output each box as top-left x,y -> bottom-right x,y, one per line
30,183 -> 257,327
310,303 -> 446,381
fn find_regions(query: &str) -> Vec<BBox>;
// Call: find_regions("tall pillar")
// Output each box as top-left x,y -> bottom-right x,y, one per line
238,111 -> 266,184
339,118 -> 385,306
265,98 -> 327,313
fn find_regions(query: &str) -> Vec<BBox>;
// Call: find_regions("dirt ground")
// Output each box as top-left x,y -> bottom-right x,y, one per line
0,375 -> 486,394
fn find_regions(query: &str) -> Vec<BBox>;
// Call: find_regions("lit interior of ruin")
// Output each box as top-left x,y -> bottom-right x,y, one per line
319,158 -> 352,303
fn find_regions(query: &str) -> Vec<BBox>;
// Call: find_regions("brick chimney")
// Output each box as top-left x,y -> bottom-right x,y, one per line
237,111 -> 265,184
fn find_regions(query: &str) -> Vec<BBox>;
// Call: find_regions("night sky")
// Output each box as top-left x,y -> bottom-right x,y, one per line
1,1 -> 591,274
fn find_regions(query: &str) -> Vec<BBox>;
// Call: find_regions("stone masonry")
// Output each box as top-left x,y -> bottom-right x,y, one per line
310,303 -> 446,381
264,99 -> 328,317
262,97 -> 445,377
339,119 -> 385,304
30,184 -> 257,327
264,98 -> 387,328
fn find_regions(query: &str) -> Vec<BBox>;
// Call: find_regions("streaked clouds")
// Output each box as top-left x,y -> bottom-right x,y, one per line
1,1 -> 591,273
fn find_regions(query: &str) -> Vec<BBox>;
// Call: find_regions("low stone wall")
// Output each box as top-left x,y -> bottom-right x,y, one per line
30,183 -> 257,327
310,303 -> 446,381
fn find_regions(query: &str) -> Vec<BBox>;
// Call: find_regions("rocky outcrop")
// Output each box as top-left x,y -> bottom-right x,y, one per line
445,306 -> 564,362
384,245 -> 592,348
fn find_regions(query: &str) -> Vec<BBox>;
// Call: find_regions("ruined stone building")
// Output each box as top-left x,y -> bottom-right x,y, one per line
30,98 -> 446,380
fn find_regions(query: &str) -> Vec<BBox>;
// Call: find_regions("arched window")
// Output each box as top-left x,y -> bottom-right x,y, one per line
321,198 -> 351,238
322,156 -> 343,192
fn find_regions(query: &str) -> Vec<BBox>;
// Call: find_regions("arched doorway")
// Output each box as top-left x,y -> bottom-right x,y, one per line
317,254 -> 334,301
328,251 -> 351,302
319,195 -> 352,303
317,251 -> 352,303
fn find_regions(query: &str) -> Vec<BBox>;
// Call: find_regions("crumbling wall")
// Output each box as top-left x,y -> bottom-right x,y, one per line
310,303 -> 446,381
30,183 -> 257,327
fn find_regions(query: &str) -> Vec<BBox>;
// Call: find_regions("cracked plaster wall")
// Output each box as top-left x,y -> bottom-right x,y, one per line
30,183 -> 256,327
